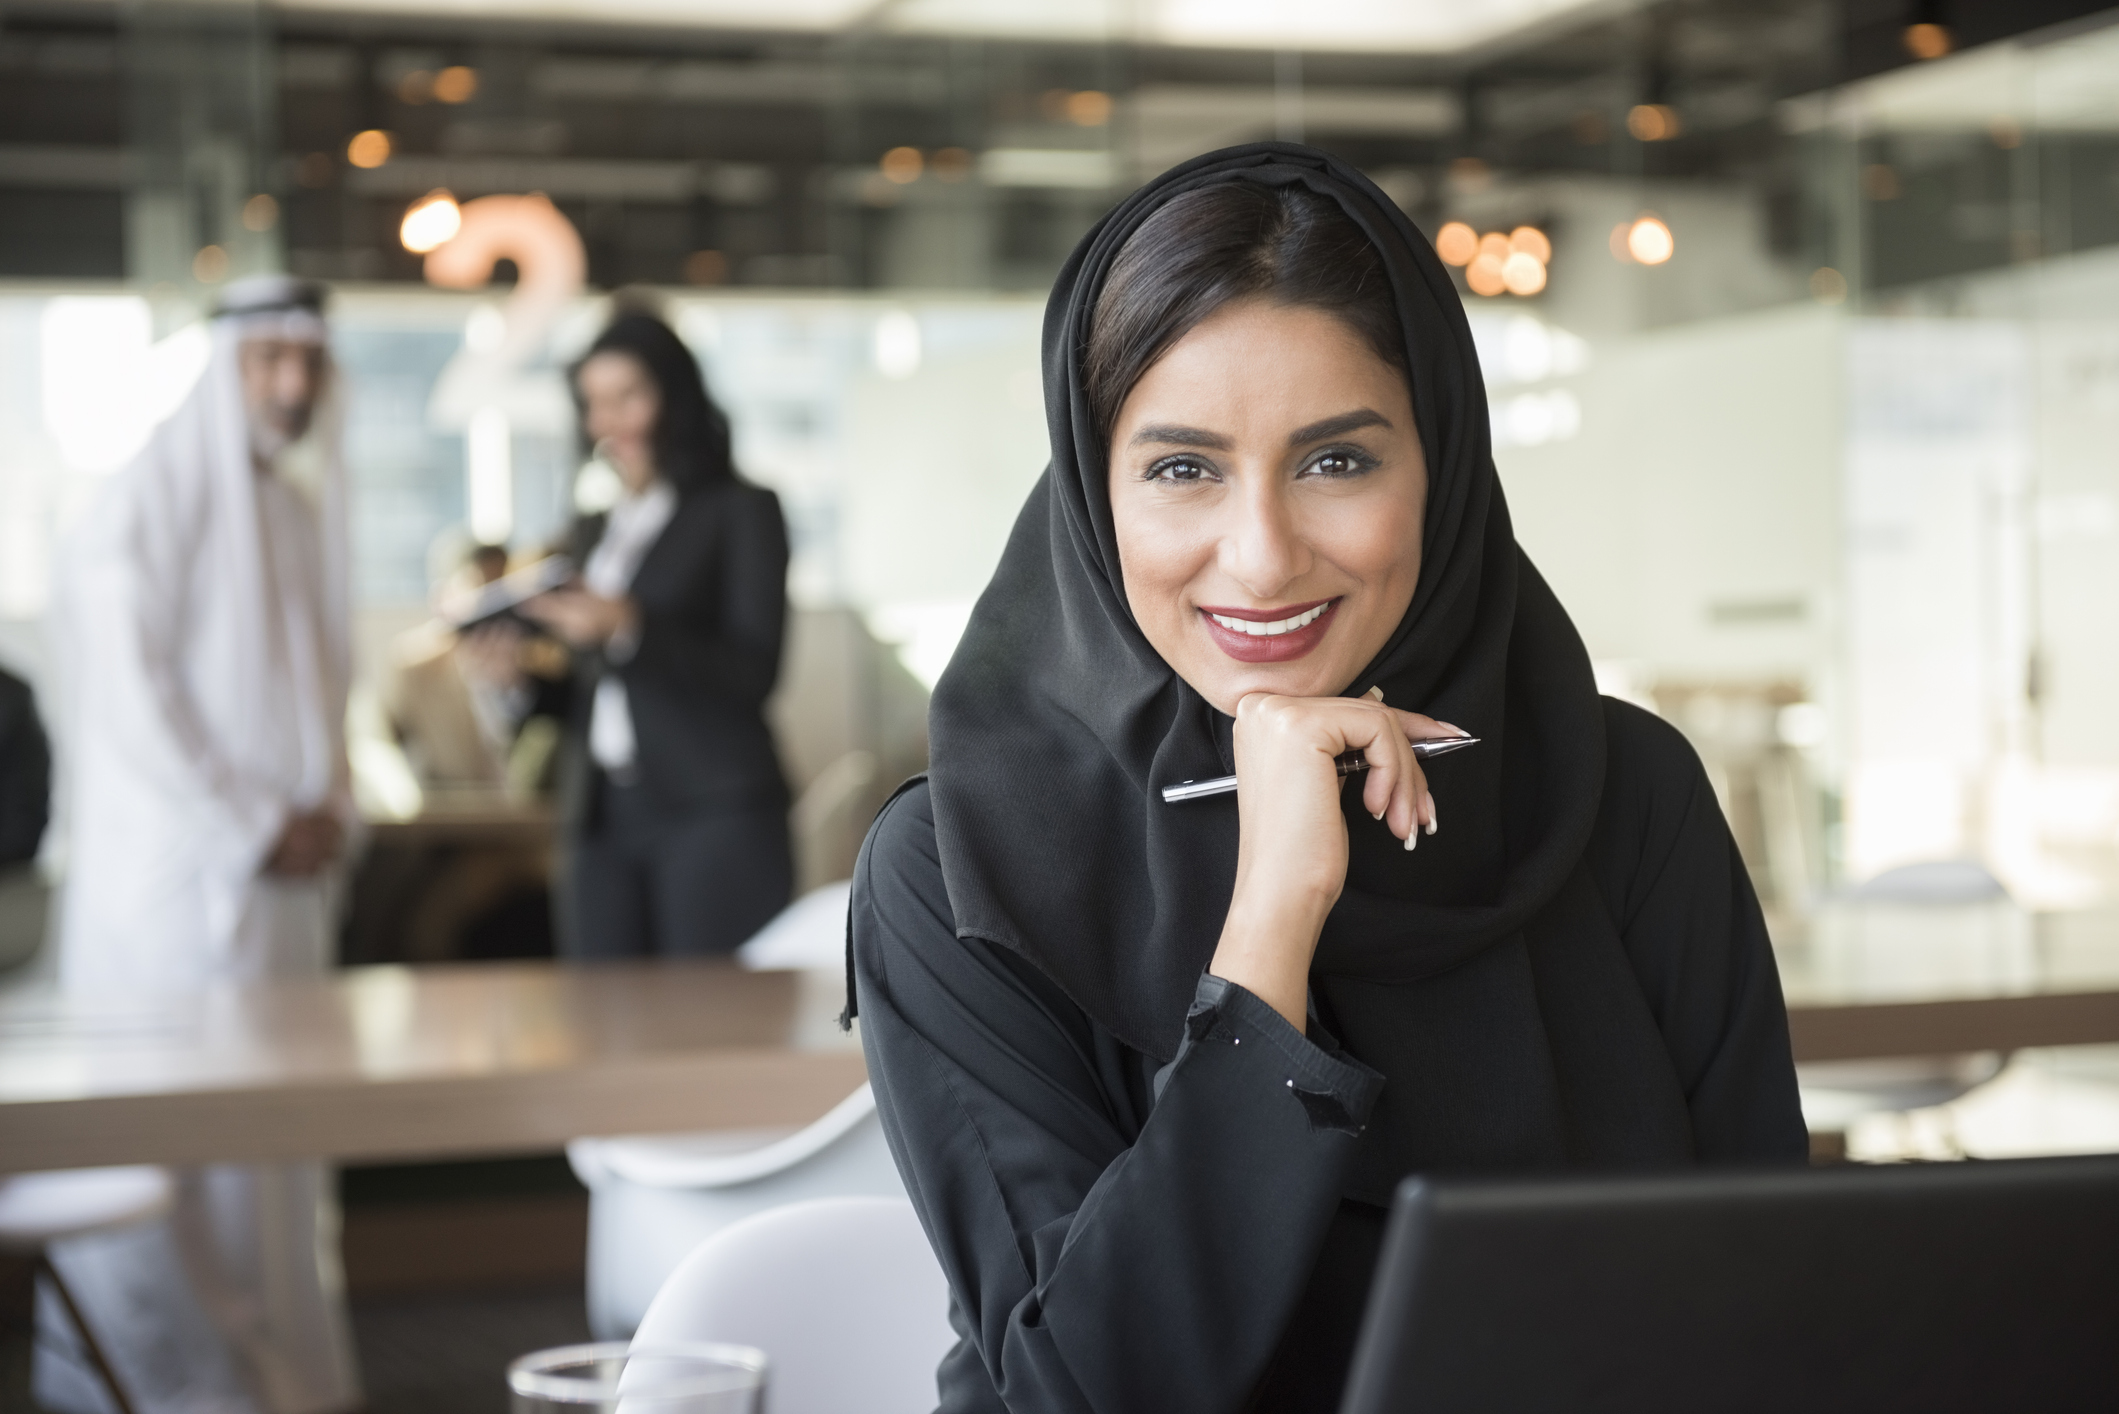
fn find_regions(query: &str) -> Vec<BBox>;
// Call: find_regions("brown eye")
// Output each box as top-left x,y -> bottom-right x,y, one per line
1303,446 -> 1378,480
1147,456 -> 1216,484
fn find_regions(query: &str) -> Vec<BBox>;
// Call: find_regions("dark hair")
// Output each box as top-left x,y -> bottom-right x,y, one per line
572,311 -> 735,495
1083,183 -> 1407,441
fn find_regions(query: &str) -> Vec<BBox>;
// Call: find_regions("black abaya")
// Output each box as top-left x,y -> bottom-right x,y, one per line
857,704 -> 1803,1414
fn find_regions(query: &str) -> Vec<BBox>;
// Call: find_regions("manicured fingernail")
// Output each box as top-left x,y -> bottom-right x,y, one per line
1425,793 -> 1438,835
1404,829 -> 1417,852
1437,721 -> 1466,736
1365,686 -> 1385,701
1371,809 -> 1383,821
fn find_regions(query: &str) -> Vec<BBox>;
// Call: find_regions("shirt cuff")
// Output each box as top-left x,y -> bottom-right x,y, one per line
604,619 -> 642,665
1155,973 -> 1386,1134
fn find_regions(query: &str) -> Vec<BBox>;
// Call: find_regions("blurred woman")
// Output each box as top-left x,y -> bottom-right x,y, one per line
526,312 -> 792,957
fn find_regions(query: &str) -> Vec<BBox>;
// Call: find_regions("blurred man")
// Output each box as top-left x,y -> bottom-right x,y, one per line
46,275 -> 361,1414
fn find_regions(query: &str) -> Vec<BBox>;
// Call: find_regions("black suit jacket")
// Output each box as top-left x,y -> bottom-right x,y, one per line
0,666 -> 50,868
560,479 -> 791,823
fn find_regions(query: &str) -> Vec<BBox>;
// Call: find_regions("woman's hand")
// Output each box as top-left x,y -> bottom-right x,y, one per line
1209,688 -> 1458,1030
520,588 -> 638,650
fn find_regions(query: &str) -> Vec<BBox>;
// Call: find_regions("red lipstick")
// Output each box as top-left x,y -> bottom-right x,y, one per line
1197,598 -> 1340,663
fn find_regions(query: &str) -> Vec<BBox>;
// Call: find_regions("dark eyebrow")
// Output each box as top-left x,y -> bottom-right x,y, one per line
1128,423 -> 1233,450
1288,409 -> 1391,446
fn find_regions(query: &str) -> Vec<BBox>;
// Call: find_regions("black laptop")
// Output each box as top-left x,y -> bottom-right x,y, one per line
1339,1154 -> 2119,1414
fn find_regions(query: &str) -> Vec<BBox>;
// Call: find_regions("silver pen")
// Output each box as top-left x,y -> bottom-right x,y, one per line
1161,736 -> 1480,804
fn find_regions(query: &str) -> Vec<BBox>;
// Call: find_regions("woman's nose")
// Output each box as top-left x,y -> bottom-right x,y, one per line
1218,475 -> 1311,598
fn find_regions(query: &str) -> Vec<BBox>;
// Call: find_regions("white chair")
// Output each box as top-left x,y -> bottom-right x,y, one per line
0,1167 -> 175,1414
570,882 -> 905,1338
630,1196 -> 955,1414
568,1083 -> 909,1338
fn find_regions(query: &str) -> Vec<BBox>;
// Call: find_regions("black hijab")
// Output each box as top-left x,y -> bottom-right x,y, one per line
924,142 -> 1607,1165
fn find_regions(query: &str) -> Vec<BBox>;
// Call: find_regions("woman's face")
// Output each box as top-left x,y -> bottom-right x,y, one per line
1108,299 -> 1427,716
577,350 -> 662,492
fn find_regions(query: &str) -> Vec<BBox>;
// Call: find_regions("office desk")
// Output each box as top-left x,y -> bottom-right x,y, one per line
0,961 -> 865,1174
1779,902 -> 2119,1063
5,938 -> 2117,1175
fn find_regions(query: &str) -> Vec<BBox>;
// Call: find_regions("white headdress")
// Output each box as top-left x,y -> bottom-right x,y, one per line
59,274 -> 352,890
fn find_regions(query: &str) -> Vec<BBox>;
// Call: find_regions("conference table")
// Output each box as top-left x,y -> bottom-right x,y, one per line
0,960 -> 865,1174
3,907 -> 2118,1174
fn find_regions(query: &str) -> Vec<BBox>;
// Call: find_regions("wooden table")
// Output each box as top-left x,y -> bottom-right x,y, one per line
0,960 -> 866,1174
5,956 -> 2117,1176
1788,989 -> 2119,1063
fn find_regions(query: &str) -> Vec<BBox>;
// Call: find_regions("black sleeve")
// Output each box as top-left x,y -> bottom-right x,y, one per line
620,487 -> 789,710
1586,698 -> 1808,1163
0,670 -> 51,867
854,782 -> 1385,1414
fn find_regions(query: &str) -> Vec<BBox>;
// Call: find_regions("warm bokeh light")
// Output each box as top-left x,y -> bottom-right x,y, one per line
192,244 -> 228,283
1809,267 -> 1849,304
240,194 -> 279,233
1066,90 -> 1112,126
684,249 -> 729,285
931,146 -> 974,182
433,66 -> 479,103
1626,104 -> 1681,141
1466,253 -> 1507,297
1502,251 -> 1547,296
1904,22 -> 1952,60
1508,226 -> 1551,263
346,130 -> 393,169
1862,163 -> 1902,200
1435,221 -> 1478,266
880,146 -> 924,184
400,191 -> 463,253
1477,231 -> 1512,264
1626,214 -> 1675,265
1448,156 -> 1491,192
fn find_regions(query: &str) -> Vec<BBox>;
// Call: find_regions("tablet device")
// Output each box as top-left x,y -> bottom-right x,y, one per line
1340,1154 -> 2119,1414
450,554 -> 575,631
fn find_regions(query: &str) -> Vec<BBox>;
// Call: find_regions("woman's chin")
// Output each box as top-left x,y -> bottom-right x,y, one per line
1187,659 -> 1353,715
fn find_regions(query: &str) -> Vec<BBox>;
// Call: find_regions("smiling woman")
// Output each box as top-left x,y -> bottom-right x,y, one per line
848,143 -> 1808,1414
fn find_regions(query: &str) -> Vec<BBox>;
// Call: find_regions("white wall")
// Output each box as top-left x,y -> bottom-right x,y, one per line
1499,302 -> 1843,690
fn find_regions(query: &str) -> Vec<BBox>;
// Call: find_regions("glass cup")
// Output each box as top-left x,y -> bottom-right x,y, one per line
507,1341 -> 767,1413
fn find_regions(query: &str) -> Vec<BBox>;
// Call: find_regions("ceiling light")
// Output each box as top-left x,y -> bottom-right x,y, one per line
433,65 -> 479,103
1903,22 -> 1952,60
400,190 -> 463,253
880,146 -> 924,184
1466,253 -> 1507,298
1625,104 -> 1681,141
346,130 -> 394,169
1502,252 -> 1546,297
1434,221 -> 1477,266
1626,214 -> 1674,265
1508,226 -> 1551,263
1065,90 -> 1112,126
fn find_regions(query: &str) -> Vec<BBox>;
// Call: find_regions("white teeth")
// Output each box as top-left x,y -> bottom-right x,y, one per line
1209,602 -> 1329,637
